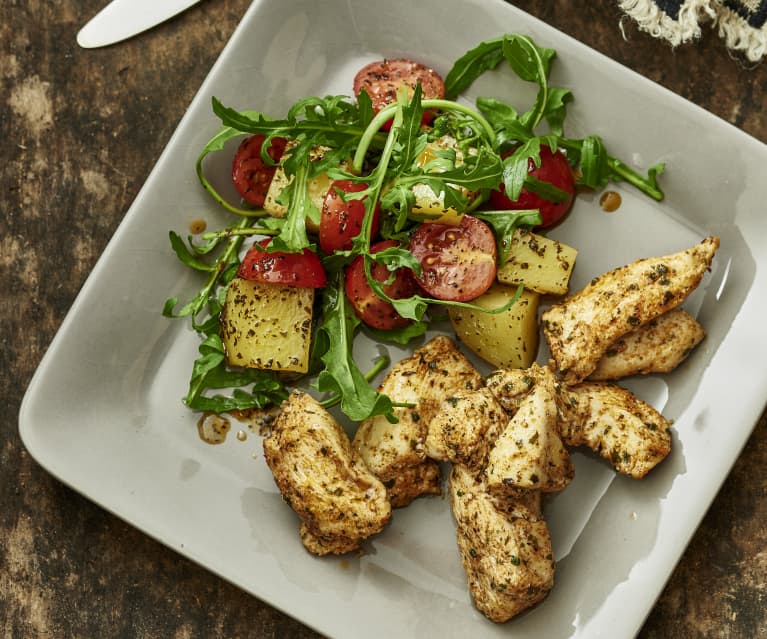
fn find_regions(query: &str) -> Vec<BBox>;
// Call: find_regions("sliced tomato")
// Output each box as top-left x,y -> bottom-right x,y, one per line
231,134 -> 287,207
345,240 -> 419,330
408,215 -> 496,302
353,58 -> 445,129
237,238 -> 327,288
319,180 -> 381,253
489,145 -> 575,228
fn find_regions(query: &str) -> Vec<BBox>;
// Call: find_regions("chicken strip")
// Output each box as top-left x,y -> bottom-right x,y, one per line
488,367 -> 672,479
450,464 -> 554,623
588,308 -> 705,380
299,524 -> 366,556
556,381 -> 672,478
263,390 -> 391,555
352,336 -> 484,506
425,388 -> 509,473
485,368 -> 536,416
385,459 -> 442,508
485,365 -> 574,496
542,236 -> 719,385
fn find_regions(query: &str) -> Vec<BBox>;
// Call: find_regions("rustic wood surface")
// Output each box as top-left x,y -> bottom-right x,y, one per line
3,1 -> 765,637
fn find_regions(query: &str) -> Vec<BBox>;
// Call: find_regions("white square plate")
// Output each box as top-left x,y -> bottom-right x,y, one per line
20,0 -> 767,637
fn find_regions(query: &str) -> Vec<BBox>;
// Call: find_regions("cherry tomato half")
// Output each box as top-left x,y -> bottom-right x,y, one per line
345,240 -> 419,330
489,145 -> 575,229
231,134 -> 287,207
237,239 -> 327,288
319,180 -> 380,253
408,215 -> 496,302
353,58 -> 445,130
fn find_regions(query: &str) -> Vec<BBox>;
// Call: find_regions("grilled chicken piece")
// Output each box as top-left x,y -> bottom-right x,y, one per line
487,367 -> 672,479
542,236 -> 719,385
352,336 -> 484,506
485,365 -> 574,496
425,388 -> 509,472
263,390 -> 391,555
556,382 -> 672,478
589,308 -> 705,380
485,368 -> 536,416
299,524 -> 366,556
385,459 -> 442,508
450,464 -> 554,623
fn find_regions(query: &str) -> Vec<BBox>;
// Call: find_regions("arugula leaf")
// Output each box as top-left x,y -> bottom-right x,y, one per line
369,244 -> 422,273
313,274 -> 395,422
408,146 -> 503,194
212,96 -> 378,151
446,34 -> 664,201
500,138 -> 541,201
268,163 -> 314,252
577,135 -> 610,190
163,216 -> 252,326
195,110 -> 273,217
475,97 -> 530,148
396,84 -> 428,167
168,231 -> 213,272
501,35 -> 556,83
363,321 -> 429,346
543,87 -> 573,136
444,38 -> 506,99
474,209 -> 542,265
184,333 -> 288,412
502,36 -> 553,131
523,174 -> 571,202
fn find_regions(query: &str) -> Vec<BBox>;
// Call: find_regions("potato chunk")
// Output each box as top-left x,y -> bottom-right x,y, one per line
263,145 -> 347,232
410,135 -> 476,224
496,229 -> 577,296
449,284 -> 539,369
221,278 -> 313,373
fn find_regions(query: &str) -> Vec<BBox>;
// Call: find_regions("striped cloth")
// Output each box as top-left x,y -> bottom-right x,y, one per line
619,0 -> 767,61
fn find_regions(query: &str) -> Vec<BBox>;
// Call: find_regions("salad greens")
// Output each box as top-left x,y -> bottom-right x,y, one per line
164,33 -> 666,422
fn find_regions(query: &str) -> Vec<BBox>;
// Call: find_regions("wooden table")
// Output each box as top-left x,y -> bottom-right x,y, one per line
4,1 -> 765,636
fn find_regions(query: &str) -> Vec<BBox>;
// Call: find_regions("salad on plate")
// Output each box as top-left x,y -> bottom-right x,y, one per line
162,33 -> 718,623
164,33 -> 665,424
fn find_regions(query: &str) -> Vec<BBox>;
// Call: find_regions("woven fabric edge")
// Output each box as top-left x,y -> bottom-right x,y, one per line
715,4 -> 767,61
618,0 -> 716,44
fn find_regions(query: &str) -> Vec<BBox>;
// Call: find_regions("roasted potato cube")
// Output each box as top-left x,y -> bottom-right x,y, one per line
263,145 -> 347,232
410,135 -> 476,224
221,278 -> 313,373
449,283 -> 539,369
410,182 -> 465,225
496,229 -> 577,296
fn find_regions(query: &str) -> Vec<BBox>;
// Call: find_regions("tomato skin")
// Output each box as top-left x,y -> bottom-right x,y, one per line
408,215 -> 497,302
237,239 -> 327,288
319,180 -> 380,253
353,58 -> 445,130
489,146 -> 575,228
231,134 -> 287,207
345,240 -> 419,330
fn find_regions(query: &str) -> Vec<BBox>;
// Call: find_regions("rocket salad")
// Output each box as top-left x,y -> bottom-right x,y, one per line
163,33 -> 665,423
